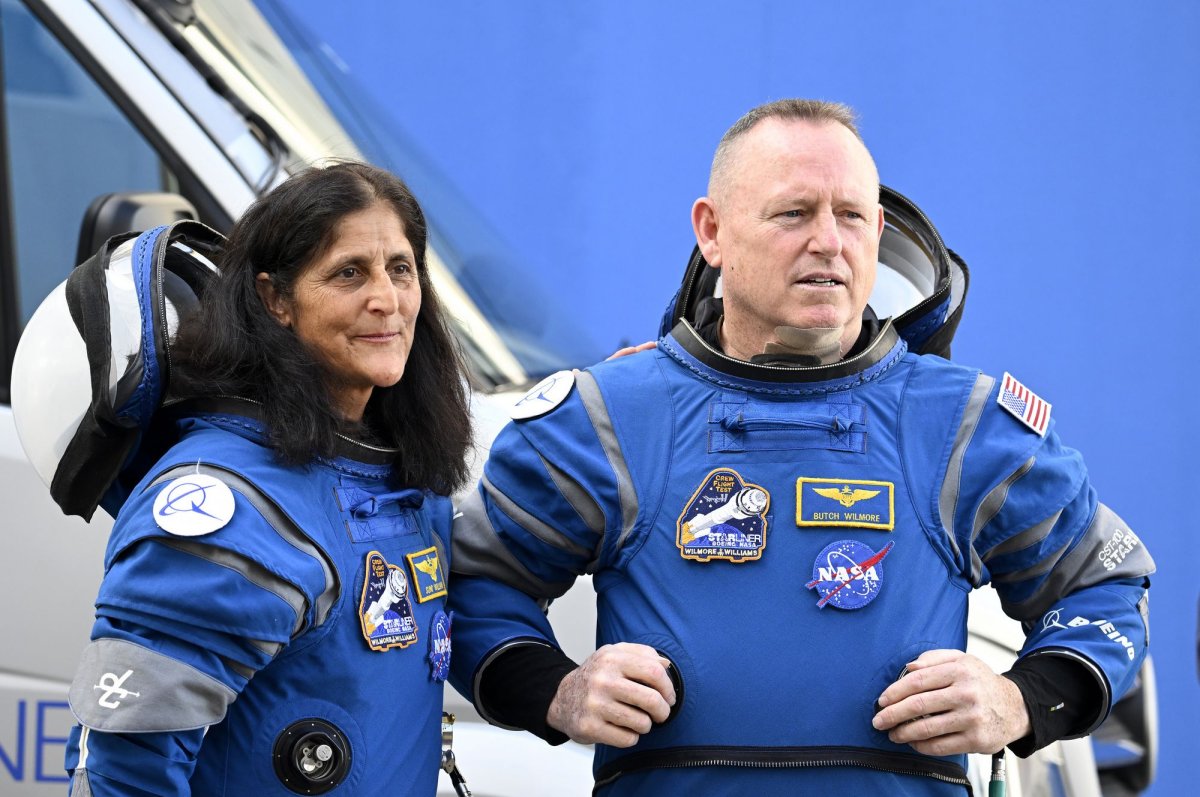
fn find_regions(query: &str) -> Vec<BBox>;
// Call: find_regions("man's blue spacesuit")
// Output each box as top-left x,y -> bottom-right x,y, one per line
65,403 -> 454,796
447,192 -> 1155,794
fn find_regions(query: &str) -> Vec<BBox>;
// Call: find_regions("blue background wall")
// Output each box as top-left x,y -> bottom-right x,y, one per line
285,2 -> 1198,791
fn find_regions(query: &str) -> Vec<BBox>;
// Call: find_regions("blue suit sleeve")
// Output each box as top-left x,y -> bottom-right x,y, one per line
65,483 -> 335,793
949,378 -> 1154,730
449,375 -> 628,716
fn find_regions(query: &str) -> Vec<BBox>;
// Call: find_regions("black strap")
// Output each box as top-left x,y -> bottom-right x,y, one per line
50,222 -> 225,520
52,233 -> 142,519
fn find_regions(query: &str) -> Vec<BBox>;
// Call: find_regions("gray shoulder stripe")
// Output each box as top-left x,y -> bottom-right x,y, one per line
982,510 -> 1063,563
482,474 -> 591,558
989,539 -> 1070,585
247,638 -> 284,659
1006,503 -> 1155,621
575,370 -> 639,552
431,532 -> 449,576
939,373 -> 995,564
151,464 -> 339,628
450,488 -> 573,600
70,638 -> 236,732
539,453 -> 606,538
968,456 -> 1036,585
158,537 -> 305,639
221,655 -> 256,681
972,457 -> 1035,544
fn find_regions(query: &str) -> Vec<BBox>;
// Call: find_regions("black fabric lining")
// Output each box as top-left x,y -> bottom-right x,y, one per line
670,319 -> 901,384
594,744 -> 969,792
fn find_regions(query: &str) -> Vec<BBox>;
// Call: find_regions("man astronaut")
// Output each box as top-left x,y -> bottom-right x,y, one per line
447,99 -> 1154,794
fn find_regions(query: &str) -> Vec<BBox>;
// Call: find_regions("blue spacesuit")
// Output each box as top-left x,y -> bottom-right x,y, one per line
448,197 -> 1154,794
65,404 -> 454,796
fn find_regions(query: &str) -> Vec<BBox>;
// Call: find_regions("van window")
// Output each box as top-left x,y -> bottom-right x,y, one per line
1,0 -> 178,326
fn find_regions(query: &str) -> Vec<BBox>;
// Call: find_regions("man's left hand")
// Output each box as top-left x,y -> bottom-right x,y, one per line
871,649 -> 1031,756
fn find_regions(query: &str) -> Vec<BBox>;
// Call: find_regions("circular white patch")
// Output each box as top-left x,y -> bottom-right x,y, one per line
152,474 -> 235,536
510,370 -> 575,420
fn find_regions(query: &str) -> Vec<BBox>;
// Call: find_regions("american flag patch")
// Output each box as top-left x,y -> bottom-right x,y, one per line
997,372 -> 1051,436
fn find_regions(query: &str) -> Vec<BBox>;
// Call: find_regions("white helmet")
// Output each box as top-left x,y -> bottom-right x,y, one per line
11,221 -> 223,520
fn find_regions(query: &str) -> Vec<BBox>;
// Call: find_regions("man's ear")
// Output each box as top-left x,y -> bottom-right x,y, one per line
692,197 -> 723,268
255,273 -> 291,327
875,203 -> 885,242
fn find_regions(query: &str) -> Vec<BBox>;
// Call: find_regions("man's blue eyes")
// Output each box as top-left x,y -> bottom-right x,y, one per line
780,210 -> 862,220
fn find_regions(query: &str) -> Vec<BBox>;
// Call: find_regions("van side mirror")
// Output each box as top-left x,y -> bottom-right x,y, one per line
76,192 -> 197,266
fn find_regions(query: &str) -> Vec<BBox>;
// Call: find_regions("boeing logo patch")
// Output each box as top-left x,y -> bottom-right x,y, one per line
94,669 -> 140,709
677,468 -> 769,563
1042,608 -> 1068,631
806,540 -> 894,610
510,370 -> 575,420
406,546 -> 448,603
429,610 -> 452,682
359,551 -> 418,651
1040,610 -> 1136,661
152,474 -> 235,536
796,477 -> 894,531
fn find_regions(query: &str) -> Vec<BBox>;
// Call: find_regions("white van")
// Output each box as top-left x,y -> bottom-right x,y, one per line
0,1 -> 1150,795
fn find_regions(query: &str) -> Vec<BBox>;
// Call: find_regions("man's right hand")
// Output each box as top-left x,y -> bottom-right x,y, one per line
545,642 -> 675,747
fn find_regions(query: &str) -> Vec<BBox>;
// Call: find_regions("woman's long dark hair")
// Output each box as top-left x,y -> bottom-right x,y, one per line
172,162 -> 473,495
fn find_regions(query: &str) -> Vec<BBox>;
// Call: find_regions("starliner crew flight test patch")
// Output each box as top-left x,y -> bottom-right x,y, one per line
359,551 -> 418,651
806,539 -> 894,609
677,468 -> 769,563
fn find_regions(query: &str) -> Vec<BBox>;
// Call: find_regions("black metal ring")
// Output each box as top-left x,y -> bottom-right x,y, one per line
272,718 -> 352,795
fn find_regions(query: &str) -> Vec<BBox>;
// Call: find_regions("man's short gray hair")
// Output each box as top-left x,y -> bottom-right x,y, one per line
708,99 -> 862,199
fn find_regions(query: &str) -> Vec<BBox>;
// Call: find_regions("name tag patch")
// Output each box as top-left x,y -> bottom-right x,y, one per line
677,468 -> 769,563
406,546 -> 448,602
359,551 -> 418,651
797,477 -> 894,531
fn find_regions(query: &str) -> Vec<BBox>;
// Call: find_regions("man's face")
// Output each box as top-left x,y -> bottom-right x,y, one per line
693,119 -> 884,359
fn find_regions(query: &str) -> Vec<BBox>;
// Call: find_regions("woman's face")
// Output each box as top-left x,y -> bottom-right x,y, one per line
258,202 -> 422,421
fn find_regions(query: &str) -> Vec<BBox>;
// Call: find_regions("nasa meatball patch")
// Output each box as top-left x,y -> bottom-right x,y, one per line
805,539 -> 894,610
359,551 -> 418,651
429,610 -> 452,682
677,468 -> 769,563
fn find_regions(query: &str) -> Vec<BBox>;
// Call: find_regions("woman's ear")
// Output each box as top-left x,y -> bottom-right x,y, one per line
255,273 -> 291,327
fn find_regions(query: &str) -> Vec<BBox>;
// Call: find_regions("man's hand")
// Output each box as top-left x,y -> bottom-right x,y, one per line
606,341 -> 657,361
546,643 -> 675,747
871,649 -> 1031,756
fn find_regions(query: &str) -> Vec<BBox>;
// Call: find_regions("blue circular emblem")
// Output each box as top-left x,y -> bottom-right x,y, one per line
429,610 -> 452,682
806,540 -> 894,610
